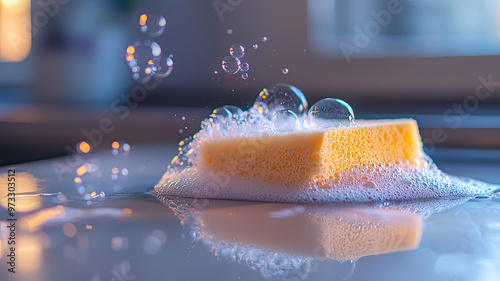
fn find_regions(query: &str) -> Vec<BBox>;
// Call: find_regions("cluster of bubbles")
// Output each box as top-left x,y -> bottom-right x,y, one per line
74,141 -> 131,202
222,44 -> 250,79
125,13 -> 173,83
166,84 -> 355,172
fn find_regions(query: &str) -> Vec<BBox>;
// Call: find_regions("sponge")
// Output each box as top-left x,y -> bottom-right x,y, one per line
198,119 -> 423,186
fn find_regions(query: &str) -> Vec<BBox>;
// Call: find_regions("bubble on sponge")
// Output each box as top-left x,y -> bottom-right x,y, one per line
156,86 -> 498,203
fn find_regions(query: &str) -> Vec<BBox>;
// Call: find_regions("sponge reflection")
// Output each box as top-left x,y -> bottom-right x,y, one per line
160,197 -> 434,279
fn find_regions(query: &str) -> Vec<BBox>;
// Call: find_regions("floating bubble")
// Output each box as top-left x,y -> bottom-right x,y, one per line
282,68 -> 289,74
242,73 -> 248,80
126,40 -> 161,83
262,37 -> 268,42
222,56 -> 241,74
272,110 -> 301,133
256,84 -> 308,117
152,56 -> 174,78
139,13 -> 166,37
227,29 -> 233,34
229,44 -> 245,59
240,62 -> 249,72
308,98 -> 355,128
253,44 -> 258,50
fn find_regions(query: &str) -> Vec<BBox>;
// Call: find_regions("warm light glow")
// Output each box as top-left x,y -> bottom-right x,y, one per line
122,208 -> 133,215
139,14 -> 147,26
145,68 -> 152,74
0,172 -> 41,212
78,142 -> 91,154
86,225 -> 93,230
0,0 -> 31,61
1,0 -> 22,6
63,223 -> 77,238
90,191 -> 97,198
126,54 -> 134,62
74,177 -> 82,184
111,141 -> 120,149
76,166 -> 87,176
20,205 -> 66,231
147,60 -> 154,65
126,46 -> 135,54
18,235 -> 43,273
111,167 -> 119,174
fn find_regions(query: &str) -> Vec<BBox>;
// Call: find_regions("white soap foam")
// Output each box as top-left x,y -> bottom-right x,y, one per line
155,89 -> 499,203
155,162 -> 496,203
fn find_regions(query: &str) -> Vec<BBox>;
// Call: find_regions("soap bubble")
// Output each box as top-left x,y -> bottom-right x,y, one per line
240,62 -> 249,72
227,29 -> 233,34
272,110 -> 301,133
222,56 -> 241,74
249,101 -> 269,116
262,37 -> 267,42
222,105 -> 243,118
308,98 -> 355,128
242,73 -> 248,80
255,84 -> 308,117
210,106 -> 242,120
139,13 -> 166,37
126,40 -> 161,82
253,44 -> 258,49
282,68 -> 289,74
151,56 -> 174,78
229,44 -> 245,58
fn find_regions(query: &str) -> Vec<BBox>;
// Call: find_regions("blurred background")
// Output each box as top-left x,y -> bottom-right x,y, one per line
1,0 -> 500,165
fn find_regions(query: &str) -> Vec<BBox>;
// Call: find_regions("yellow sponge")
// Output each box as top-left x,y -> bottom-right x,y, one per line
198,119 -> 423,186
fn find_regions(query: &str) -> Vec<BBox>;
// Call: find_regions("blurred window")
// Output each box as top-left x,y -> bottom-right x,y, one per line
308,0 -> 500,57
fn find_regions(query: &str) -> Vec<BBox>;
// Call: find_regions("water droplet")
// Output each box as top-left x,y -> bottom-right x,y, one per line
261,37 -> 267,42
242,73 -> 248,80
139,13 -> 166,37
179,129 -> 183,133
126,40 -> 161,83
227,29 -> 233,34
282,68 -> 289,74
303,49 -> 307,52
253,44 -> 258,50
222,56 -> 241,74
229,44 -> 245,59
255,84 -> 308,117
308,98 -> 355,128
240,62 -> 249,72
152,56 -> 174,78
272,110 -> 301,133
